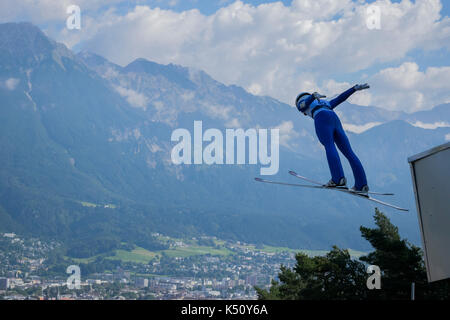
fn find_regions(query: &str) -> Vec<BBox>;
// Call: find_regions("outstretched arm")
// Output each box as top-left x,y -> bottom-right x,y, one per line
329,83 -> 370,109
329,87 -> 356,109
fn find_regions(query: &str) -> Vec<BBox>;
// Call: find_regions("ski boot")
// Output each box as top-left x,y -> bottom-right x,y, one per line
323,177 -> 347,188
350,185 -> 370,196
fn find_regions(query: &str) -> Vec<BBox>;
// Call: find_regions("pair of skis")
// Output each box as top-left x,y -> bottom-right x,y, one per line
255,171 -> 408,212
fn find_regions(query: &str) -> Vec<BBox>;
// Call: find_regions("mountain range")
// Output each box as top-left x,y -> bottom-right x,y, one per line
1,22 -> 449,257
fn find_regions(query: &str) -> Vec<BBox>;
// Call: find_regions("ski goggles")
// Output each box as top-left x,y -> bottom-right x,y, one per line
296,94 -> 310,113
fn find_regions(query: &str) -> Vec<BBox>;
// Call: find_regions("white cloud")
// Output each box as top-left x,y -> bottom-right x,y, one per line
73,0 -> 450,111
181,91 -> 195,102
291,0 -> 353,19
225,118 -> 241,128
313,62 -> 450,113
102,66 -> 120,80
114,85 -> 148,109
153,100 -> 164,111
201,101 -> 234,120
273,120 -> 299,149
347,90 -> 372,107
369,63 -> 450,112
4,78 -> 20,90
319,79 -> 372,106
4,0 -> 450,112
168,0 -> 178,7
0,0 -> 124,24
247,83 -> 262,95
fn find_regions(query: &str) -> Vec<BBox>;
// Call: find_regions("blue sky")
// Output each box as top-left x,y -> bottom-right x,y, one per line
0,0 -> 449,113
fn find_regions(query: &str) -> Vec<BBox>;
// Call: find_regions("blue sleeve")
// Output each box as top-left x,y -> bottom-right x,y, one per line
329,87 -> 356,109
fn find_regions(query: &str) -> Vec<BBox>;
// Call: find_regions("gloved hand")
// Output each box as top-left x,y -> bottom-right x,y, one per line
354,83 -> 370,91
312,92 -> 326,99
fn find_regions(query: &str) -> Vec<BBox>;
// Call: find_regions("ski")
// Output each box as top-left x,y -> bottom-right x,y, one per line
288,171 -> 394,196
255,177 -> 339,190
254,177 -> 408,212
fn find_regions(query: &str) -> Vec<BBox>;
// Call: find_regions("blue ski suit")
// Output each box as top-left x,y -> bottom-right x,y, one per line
300,87 -> 368,190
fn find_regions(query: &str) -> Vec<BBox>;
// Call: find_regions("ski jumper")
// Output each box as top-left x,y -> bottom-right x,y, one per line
300,87 -> 368,190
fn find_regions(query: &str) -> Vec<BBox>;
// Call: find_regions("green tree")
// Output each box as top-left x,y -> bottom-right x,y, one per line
257,208 -> 450,300
256,246 -> 367,300
360,208 -> 450,299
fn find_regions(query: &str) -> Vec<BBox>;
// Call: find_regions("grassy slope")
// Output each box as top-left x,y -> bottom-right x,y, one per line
69,237 -> 366,264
